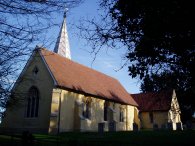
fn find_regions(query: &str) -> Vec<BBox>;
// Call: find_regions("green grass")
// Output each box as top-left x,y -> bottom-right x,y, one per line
0,130 -> 195,146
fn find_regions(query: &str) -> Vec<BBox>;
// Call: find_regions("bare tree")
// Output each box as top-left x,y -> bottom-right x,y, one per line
0,0 -> 82,117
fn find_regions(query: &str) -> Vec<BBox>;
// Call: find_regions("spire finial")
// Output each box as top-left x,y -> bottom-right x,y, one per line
54,8 -> 71,59
64,8 -> 68,18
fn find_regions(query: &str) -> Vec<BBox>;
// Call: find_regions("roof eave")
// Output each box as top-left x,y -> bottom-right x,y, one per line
55,85 -> 137,106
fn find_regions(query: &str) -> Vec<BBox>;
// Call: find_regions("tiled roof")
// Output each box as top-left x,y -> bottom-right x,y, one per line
131,90 -> 173,111
40,48 -> 138,106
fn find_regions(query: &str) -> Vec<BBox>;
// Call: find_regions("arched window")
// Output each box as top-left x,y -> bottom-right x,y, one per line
104,101 -> 109,121
149,112 -> 153,123
26,86 -> 39,118
119,107 -> 125,122
82,98 -> 92,119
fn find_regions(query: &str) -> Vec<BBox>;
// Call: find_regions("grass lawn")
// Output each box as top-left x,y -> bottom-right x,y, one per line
0,130 -> 195,146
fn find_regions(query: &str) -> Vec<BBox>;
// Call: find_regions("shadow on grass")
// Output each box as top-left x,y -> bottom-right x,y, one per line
0,130 -> 195,146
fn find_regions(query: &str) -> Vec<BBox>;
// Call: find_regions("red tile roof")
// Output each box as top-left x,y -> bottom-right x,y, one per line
131,90 -> 173,111
40,48 -> 138,106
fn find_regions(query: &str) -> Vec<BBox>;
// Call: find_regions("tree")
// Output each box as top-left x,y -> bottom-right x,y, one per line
0,0 -> 82,118
79,0 -> 195,122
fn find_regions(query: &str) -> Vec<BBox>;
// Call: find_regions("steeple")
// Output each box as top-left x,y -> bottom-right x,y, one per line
54,9 -> 71,59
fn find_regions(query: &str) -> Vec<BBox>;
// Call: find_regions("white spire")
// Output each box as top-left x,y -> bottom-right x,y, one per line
54,10 -> 71,59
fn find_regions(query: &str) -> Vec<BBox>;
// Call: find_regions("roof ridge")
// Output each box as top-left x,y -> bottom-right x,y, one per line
131,89 -> 173,96
40,48 -> 119,82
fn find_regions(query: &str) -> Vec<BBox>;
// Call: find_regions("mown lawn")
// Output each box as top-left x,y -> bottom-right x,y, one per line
0,130 -> 195,146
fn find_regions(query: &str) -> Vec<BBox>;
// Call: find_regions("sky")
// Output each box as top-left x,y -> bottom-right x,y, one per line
48,0 -> 141,94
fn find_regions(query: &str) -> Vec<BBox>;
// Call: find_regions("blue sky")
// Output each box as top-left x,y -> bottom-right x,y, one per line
47,0 -> 141,94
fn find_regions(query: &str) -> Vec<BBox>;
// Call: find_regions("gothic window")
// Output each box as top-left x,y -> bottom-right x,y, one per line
149,112 -> 153,123
119,107 -> 125,122
26,86 -> 39,118
104,101 -> 109,121
82,98 -> 91,119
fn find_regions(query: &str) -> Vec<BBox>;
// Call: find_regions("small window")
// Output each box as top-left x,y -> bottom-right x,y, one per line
32,66 -> 39,76
26,86 -> 39,118
82,98 -> 91,119
149,112 -> 153,123
119,108 -> 125,122
138,112 -> 142,121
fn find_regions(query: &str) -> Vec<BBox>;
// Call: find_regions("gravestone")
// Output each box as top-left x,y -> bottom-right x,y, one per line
153,123 -> 158,130
98,123 -> 105,133
161,124 -> 166,130
133,123 -> 138,131
186,120 -> 192,130
176,122 -> 182,130
167,122 -> 173,130
108,121 -> 116,132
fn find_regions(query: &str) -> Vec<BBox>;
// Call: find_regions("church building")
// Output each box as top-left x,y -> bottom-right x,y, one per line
0,12 -> 139,134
